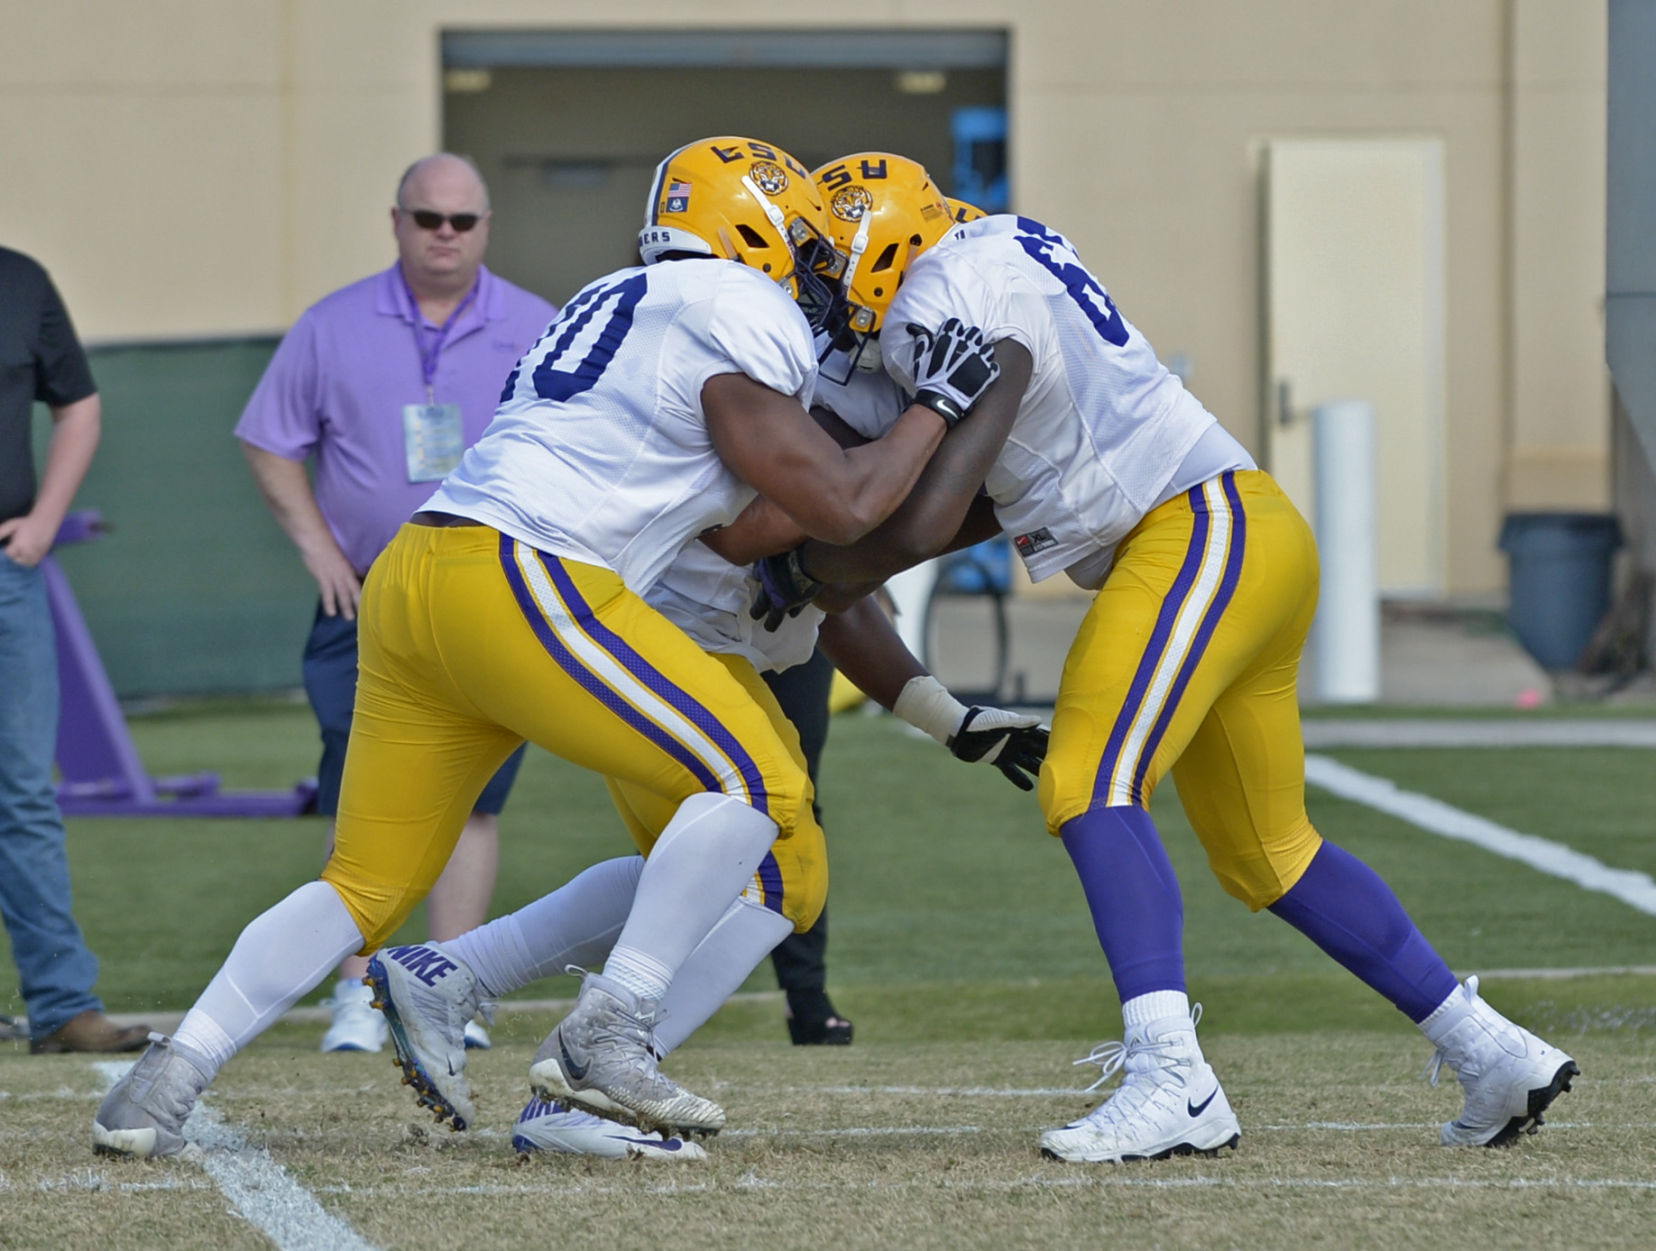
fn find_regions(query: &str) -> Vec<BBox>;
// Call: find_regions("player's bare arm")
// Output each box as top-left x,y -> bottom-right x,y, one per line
698,404 -> 870,564
798,338 -> 1032,584
698,494 -> 805,565
816,596 -> 925,708
807,496 -> 998,614
818,594 -> 1048,792
703,372 -> 948,546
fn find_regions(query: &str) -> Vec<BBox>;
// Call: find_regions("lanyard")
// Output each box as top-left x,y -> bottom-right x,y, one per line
401,270 -> 479,402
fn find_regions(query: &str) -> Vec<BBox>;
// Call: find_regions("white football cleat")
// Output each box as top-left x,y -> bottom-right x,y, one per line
92,1035 -> 211,1160
364,943 -> 481,1131
321,978 -> 388,1053
512,1096 -> 707,1160
1040,1006 -> 1241,1164
528,971 -> 724,1137
1423,976 -> 1579,1147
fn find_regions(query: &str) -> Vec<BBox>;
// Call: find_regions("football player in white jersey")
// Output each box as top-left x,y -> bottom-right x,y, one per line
476,337 -> 1046,1158
92,136 -> 1007,1160
750,153 -> 1577,1163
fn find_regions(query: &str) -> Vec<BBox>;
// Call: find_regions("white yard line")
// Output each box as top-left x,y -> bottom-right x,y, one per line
93,1061 -> 377,1251
1301,719 -> 1656,749
1303,753 -> 1656,916
301,1173 -> 1656,1198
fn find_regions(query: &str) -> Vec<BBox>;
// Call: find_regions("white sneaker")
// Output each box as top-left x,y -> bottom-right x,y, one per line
512,1095 -> 707,1161
320,978 -> 388,1053
1040,1006 -> 1241,1163
1423,976 -> 1579,1147
528,971 -> 724,1137
364,943 -> 482,1132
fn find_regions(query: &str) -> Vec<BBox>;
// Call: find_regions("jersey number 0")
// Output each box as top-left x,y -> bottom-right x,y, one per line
501,272 -> 649,404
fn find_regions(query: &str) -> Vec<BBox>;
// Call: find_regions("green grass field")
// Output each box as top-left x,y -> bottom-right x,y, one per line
2,702 -> 1653,1249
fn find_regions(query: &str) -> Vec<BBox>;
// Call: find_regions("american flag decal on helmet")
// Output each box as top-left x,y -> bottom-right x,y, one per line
665,181 -> 692,213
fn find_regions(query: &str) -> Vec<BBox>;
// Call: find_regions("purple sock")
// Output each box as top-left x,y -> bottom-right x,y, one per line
1060,807 -> 1186,1002
1268,841 -> 1459,1022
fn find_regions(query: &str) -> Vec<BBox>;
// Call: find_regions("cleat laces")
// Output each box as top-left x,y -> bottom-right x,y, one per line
1070,1005 -> 1202,1123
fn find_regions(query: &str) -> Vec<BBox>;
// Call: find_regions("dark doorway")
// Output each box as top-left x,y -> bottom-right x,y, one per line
442,30 -> 1008,306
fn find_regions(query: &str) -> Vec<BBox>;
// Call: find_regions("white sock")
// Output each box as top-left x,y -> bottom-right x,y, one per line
444,856 -> 644,998
1122,989 -> 1192,1032
173,880 -> 364,1073
654,894 -> 794,1055
604,944 -> 675,1002
603,792 -> 778,992
1420,979 -> 1476,1047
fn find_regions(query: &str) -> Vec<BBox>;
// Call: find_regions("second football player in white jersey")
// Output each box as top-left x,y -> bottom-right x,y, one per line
756,154 -> 1576,1165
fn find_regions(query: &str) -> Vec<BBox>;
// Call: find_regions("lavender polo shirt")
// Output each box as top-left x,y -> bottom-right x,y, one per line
235,263 -> 557,573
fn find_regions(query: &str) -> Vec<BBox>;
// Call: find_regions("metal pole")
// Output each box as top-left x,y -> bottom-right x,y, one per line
1309,400 -> 1381,702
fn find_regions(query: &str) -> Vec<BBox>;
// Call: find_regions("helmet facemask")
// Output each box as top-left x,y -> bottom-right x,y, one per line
812,154 -> 955,382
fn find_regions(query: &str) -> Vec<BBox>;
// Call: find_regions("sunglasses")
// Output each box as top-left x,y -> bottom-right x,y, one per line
405,209 -> 484,232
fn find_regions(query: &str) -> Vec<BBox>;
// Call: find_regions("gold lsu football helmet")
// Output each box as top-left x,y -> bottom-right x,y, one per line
639,136 -> 843,333
811,153 -> 956,352
945,197 -> 988,224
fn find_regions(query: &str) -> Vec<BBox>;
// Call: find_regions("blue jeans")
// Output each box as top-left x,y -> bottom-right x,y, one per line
0,551 -> 103,1038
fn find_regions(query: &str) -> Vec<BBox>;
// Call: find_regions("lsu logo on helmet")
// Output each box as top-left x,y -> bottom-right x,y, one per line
749,160 -> 789,196
810,152 -> 954,347
830,185 -> 874,224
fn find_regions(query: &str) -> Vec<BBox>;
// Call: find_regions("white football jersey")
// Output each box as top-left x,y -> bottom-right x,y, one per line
879,215 -> 1244,584
814,351 -> 907,441
644,366 -> 903,672
427,258 -> 817,594
647,541 -> 823,673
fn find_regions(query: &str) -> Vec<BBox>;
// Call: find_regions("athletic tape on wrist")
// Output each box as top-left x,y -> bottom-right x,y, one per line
893,674 -> 968,745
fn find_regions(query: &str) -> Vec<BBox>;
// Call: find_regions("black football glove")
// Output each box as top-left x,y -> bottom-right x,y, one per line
749,545 -> 824,631
907,317 -> 1001,428
946,705 -> 1050,792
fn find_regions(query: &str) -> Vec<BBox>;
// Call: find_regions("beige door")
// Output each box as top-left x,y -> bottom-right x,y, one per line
1263,138 -> 1446,596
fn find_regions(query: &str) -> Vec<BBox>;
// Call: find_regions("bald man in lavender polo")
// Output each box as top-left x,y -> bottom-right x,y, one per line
236,153 -> 556,1052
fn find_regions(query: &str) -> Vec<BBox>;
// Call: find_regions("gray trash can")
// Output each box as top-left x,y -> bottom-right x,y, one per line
1498,512 -> 1623,670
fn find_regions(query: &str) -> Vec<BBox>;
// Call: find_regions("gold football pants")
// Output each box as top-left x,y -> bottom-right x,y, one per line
606,652 -> 828,935
322,523 -> 809,950
1039,470 -> 1324,909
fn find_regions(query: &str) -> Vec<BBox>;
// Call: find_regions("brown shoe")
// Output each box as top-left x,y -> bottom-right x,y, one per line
30,1010 -> 152,1054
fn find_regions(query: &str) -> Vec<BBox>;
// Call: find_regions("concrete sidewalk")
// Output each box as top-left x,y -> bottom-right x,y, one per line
925,592 -> 1655,713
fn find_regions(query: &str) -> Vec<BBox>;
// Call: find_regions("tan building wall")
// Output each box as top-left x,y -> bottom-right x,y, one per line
0,0 -> 1610,595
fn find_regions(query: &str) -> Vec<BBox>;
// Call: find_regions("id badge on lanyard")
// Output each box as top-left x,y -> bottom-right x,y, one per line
403,401 -> 464,482
403,273 -> 478,483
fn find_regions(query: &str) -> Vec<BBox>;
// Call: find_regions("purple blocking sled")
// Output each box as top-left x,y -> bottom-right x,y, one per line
48,511 -> 316,817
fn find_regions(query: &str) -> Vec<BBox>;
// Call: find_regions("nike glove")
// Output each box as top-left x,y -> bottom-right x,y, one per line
894,674 -> 1049,792
907,318 -> 1002,428
947,705 -> 1050,792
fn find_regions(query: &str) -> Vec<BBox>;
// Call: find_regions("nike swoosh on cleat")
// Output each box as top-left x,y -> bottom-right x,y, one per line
618,1136 -> 680,1151
1187,1088 -> 1219,1117
558,1035 -> 590,1082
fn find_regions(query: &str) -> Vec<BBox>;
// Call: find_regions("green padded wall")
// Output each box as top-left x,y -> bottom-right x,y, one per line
35,338 -> 318,697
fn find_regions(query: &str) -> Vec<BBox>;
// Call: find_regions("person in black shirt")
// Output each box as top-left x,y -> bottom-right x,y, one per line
0,247 -> 149,1054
